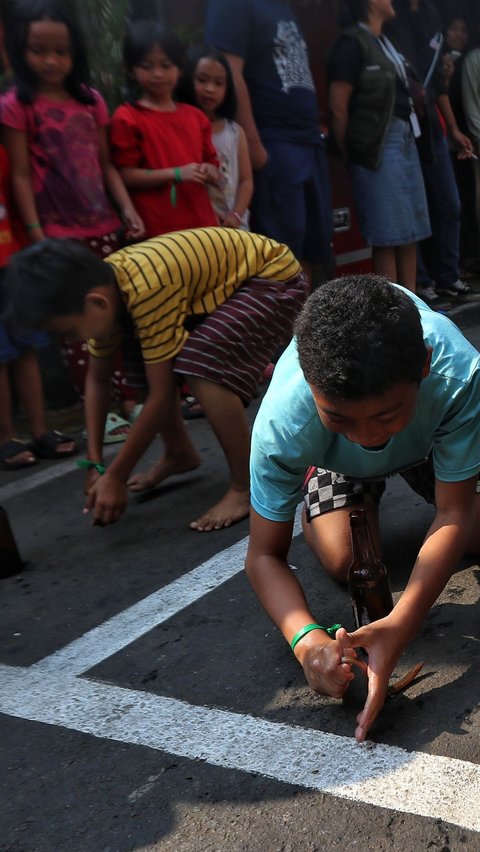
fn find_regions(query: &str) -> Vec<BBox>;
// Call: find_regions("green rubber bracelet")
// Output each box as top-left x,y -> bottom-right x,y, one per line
26,222 -> 42,230
170,167 -> 182,208
76,459 -> 106,475
290,622 -> 341,652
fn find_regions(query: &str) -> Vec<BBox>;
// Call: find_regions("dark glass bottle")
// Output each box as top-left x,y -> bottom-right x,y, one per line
348,508 -> 393,628
0,506 -> 23,578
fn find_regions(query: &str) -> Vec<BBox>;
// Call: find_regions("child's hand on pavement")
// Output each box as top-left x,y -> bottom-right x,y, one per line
338,620 -> 409,742
84,471 -> 128,526
295,628 -> 355,699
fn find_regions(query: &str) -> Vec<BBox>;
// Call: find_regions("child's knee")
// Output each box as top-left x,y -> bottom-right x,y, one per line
320,553 -> 350,584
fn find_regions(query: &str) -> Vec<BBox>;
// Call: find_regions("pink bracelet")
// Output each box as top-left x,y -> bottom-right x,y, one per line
230,210 -> 242,224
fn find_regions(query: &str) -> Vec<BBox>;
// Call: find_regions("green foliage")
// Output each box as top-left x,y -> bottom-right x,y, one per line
67,0 -> 129,110
65,1 -> 205,110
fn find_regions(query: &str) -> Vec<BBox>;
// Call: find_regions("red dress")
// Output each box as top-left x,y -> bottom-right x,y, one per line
110,102 -> 219,238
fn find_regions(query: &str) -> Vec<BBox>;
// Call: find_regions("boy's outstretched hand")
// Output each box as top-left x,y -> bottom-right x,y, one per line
337,621 -> 409,742
84,471 -> 128,526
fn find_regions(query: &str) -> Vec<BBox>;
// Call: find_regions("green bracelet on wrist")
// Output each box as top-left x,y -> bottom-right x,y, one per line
26,222 -> 42,230
76,459 -> 106,475
170,167 -> 182,208
290,622 -> 341,652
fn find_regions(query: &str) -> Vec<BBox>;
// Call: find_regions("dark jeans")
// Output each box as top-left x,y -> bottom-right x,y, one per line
419,132 -> 461,289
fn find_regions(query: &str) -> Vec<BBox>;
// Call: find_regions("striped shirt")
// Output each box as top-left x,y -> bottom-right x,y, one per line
88,227 -> 301,363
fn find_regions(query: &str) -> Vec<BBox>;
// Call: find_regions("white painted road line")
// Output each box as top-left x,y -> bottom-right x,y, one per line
1,665 -> 479,833
31,536 -> 250,676
32,511 -> 304,676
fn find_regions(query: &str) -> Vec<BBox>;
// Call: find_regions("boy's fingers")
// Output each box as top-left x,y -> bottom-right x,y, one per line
355,674 -> 387,742
336,627 -> 354,645
93,505 -> 111,527
92,500 -> 125,527
84,490 -> 96,511
339,625 -> 371,650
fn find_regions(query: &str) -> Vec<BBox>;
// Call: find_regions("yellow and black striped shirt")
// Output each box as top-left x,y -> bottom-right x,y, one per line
88,227 -> 301,363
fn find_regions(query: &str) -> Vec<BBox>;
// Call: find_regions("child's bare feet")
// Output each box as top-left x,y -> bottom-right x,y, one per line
189,486 -> 250,531
127,450 -> 200,492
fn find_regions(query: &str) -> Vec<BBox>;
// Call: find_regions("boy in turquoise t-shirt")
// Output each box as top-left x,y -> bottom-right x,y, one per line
247,274 -> 480,742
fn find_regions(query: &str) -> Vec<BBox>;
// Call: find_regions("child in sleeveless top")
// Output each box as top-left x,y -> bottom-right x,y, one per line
181,46 -> 253,229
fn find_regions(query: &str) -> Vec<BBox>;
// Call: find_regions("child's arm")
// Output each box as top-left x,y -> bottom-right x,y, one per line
246,508 -> 355,697
84,360 -> 179,525
199,116 -> 221,186
97,128 -> 145,240
84,354 -> 113,462
3,127 -> 44,242
347,474 -> 478,742
220,125 -> 253,228
82,353 -> 114,502
120,163 -> 211,188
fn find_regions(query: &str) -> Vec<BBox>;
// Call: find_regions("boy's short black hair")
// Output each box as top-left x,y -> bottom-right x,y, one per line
2,239 -> 115,332
294,274 -> 428,400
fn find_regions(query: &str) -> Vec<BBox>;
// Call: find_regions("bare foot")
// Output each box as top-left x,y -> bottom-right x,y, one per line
0,447 -> 36,469
189,486 -> 250,531
127,450 -> 201,492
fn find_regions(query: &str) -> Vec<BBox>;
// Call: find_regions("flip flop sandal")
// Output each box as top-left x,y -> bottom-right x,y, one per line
103,412 -> 131,444
0,439 -> 37,471
81,413 -> 131,444
128,403 -> 143,425
29,430 -> 77,460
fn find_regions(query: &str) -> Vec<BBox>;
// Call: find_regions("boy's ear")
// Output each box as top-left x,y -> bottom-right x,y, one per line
84,291 -> 111,311
422,345 -> 433,379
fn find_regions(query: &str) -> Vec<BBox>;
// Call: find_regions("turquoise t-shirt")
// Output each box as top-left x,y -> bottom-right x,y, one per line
250,289 -> 480,522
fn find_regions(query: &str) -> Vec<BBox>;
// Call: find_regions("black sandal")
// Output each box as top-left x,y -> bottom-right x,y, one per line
29,430 -> 77,460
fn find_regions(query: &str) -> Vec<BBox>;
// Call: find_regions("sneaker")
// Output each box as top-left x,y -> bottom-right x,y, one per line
417,285 -> 441,304
437,279 -> 471,298
416,285 -> 451,311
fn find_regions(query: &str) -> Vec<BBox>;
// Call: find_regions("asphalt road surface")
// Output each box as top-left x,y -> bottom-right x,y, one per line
1,300 -> 480,852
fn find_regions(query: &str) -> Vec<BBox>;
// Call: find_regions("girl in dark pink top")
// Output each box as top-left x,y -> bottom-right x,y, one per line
2,0 -> 145,438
